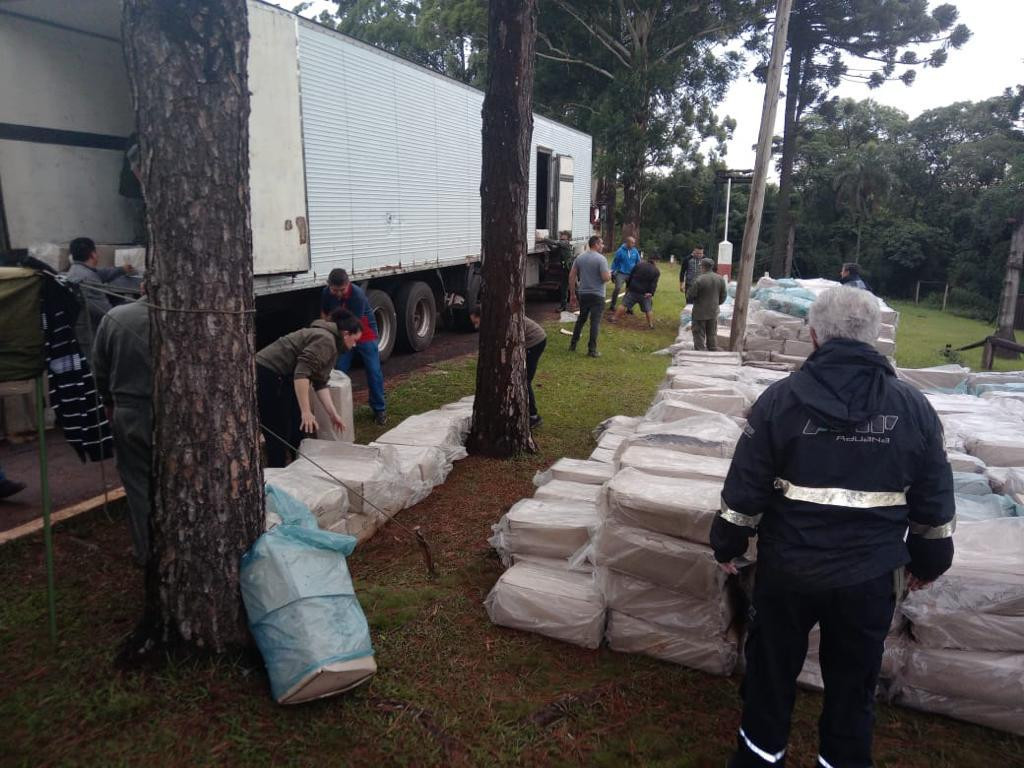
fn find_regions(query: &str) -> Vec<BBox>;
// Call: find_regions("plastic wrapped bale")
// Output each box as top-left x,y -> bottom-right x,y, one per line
374,408 -> 471,463
799,620 -> 907,694
485,562 -> 605,649
490,498 -> 599,566
297,439 -> 419,522
874,338 -> 896,356
263,465 -> 351,534
645,399 -> 728,424
590,430 -> 629,464
965,436 -> 1024,468
744,336 -> 785,353
895,365 -> 970,393
782,339 -> 814,358
954,492 -> 1019,521
606,610 -> 738,676
593,414 -> 643,440
369,442 -> 451,507
967,371 -> 1024,393
591,520 -> 731,599
894,648 -> 1024,735
240,487 -> 376,704
606,468 -> 722,544
769,352 -> 806,370
312,370 -> 355,442
947,451 -> 986,474
616,445 -> 731,483
952,472 -> 993,496
534,457 -> 614,487
511,552 -> 594,573
663,364 -> 741,383
673,350 -> 742,366
533,479 -> 603,505
651,388 -> 750,418
630,414 -> 743,458
597,568 -> 737,637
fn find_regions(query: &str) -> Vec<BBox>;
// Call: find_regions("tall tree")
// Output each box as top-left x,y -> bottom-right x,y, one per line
536,0 -> 761,239
466,0 -> 538,458
122,0 -> 263,656
831,140 -> 890,262
767,0 -> 970,276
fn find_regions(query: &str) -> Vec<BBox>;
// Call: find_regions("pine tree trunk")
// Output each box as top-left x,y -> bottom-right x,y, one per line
598,174 -> 616,249
467,0 -> 538,458
994,217 -> 1023,359
122,0 -> 263,656
770,42 -> 806,277
621,177 -> 641,241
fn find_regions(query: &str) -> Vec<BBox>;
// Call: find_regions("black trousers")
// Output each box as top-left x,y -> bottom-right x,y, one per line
256,364 -> 301,468
525,338 -> 546,417
729,571 -> 895,768
571,294 -> 604,353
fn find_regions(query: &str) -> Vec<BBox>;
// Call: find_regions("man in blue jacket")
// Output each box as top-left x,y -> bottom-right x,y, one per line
609,236 -> 639,313
321,269 -> 388,426
712,286 -> 954,768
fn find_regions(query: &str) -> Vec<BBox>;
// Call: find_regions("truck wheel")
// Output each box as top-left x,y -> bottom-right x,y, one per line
396,281 -> 436,352
367,289 -> 397,363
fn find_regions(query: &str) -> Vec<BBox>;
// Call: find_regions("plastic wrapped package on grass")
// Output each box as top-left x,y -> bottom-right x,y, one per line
952,471 -> 993,496
368,442 -> 451,507
967,371 -> 1024,393
311,370 -> 355,442
590,430 -> 631,464
485,561 -> 606,649
605,468 -> 723,544
798,623 -> 907,694
533,457 -> 614,487
616,445 -> 732,483
241,486 -> 376,705
591,519 -> 732,599
651,387 -> 751,418
593,414 -> 643,440
673,350 -> 742,366
894,648 -> 1024,735
629,413 -> 743,458
982,392 -> 1024,422
296,439 -> 422,520
373,407 -> 471,463
263,465 -> 352,535
606,610 -> 739,676
947,450 -> 986,473
954,492 -> 1020,521
510,552 -> 594,573
490,498 -> 599,566
965,435 -> 1024,468
533,478 -> 603,505
895,365 -> 970,393
663,364 -> 741,383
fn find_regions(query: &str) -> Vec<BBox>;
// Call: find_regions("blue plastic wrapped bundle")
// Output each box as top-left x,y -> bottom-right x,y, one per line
241,485 -> 376,704
954,492 -> 1022,521
953,472 -> 993,497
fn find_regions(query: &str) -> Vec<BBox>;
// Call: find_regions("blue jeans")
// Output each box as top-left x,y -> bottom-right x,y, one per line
336,340 -> 387,413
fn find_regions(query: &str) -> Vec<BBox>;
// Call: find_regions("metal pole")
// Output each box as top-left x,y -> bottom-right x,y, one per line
942,283 -> 949,312
915,281 -> 921,304
723,177 -> 732,242
36,374 -> 57,644
729,0 -> 794,351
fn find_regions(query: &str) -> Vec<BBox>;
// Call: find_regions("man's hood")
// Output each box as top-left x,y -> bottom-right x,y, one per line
311,318 -> 345,350
789,338 -> 894,428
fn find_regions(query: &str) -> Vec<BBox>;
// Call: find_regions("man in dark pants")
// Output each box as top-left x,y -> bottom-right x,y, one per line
470,306 -> 547,428
568,235 -> 611,357
711,286 -> 955,768
686,257 -> 726,350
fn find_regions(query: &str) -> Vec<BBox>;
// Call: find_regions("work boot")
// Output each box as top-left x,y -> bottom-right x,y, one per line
568,342 -> 577,352
373,411 -> 389,427
529,414 -> 543,429
587,350 -> 601,358
0,478 -> 26,499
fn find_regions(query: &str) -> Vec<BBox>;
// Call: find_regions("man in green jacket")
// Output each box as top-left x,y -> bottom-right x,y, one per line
686,257 -> 727,351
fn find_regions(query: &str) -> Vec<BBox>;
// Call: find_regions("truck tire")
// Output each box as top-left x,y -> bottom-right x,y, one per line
396,281 -> 436,352
367,289 -> 397,363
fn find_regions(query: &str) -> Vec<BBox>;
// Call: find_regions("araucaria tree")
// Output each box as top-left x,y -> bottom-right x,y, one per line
122,0 -> 264,655
535,0 -> 764,239
466,0 -> 539,458
768,0 -> 970,276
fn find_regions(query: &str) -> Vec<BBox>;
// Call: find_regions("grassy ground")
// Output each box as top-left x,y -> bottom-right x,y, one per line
890,300 -> 1024,371
3,266 -> 1022,767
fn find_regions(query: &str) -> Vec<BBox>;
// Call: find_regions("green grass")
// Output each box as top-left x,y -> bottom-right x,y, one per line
2,265 -> 1022,767
890,299 -> 1024,371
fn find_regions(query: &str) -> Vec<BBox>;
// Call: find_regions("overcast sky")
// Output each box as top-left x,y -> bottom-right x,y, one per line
717,1 -> 1024,170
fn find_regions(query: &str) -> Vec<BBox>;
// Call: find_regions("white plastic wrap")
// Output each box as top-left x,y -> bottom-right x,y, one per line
782,339 -> 814,358
510,552 -> 594,573
673,350 -> 742,366
629,414 -> 742,458
263,467 -> 351,532
533,479 -> 603,505
954,492 -> 1017,521
616,445 -> 732,483
490,498 -> 599,565
373,407 -> 471,462
899,647 -> 1024,711
594,414 -> 643,439
952,518 -> 1024,574
606,468 -> 722,544
799,626 -> 906,693
533,457 -> 615,487
311,370 -> 355,442
947,451 -> 986,473
597,568 -> 733,636
965,436 -> 1024,468
662,364 -> 741,383
590,431 -> 630,463
591,520 -> 727,598
368,442 -> 451,507
653,388 -> 751,417
896,685 -> 1024,736
895,365 -> 970,392
605,610 -> 738,676
484,562 -> 606,649
952,472 -> 992,495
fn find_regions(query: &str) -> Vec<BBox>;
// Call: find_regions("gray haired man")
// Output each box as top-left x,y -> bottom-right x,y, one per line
711,286 -> 954,768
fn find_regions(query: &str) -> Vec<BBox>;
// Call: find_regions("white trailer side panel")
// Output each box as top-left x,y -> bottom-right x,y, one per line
0,12 -> 135,246
528,115 -> 593,249
248,3 -> 310,275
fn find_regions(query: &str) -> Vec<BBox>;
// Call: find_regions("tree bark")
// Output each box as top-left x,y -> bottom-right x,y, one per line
122,0 -> 263,656
621,177 -> 641,242
467,0 -> 538,458
994,217 -> 1023,359
770,39 -> 807,277
598,174 -> 616,249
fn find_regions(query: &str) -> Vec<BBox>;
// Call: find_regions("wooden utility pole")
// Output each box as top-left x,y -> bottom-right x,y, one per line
122,0 -> 263,657
729,0 -> 794,351
467,0 -> 538,458
994,216 -> 1024,359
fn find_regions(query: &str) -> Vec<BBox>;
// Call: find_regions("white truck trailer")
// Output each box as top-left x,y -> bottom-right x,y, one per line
0,0 -> 593,358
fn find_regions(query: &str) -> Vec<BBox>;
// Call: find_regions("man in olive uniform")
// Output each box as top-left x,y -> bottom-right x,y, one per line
686,257 -> 727,351
92,296 -> 151,565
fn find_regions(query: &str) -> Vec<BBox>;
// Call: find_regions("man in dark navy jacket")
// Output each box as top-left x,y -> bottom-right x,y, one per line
712,286 -> 954,768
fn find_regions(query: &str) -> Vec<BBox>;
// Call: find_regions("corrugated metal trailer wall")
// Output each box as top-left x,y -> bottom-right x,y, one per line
260,16 -> 591,295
